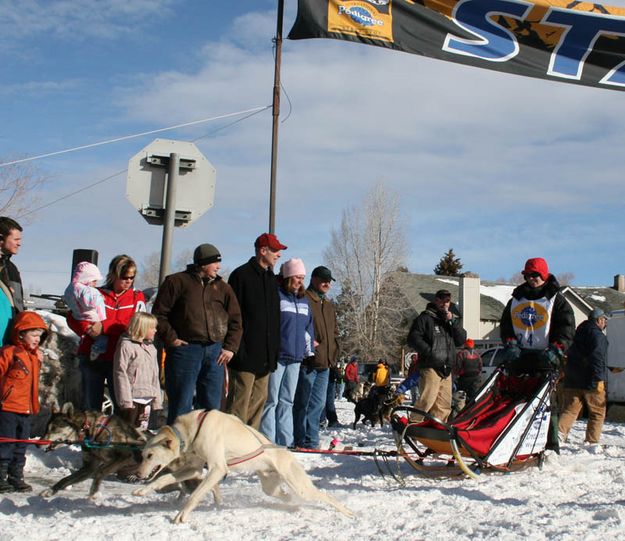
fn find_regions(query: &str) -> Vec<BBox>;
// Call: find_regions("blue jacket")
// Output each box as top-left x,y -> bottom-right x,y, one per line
278,289 -> 315,362
397,371 -> 420,395
564,320 -> 608,390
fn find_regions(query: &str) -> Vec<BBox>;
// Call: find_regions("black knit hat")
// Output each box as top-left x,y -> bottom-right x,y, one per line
193,243 -> 221,266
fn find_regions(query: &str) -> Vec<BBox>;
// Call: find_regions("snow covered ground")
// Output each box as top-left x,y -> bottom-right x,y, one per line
1,401 -> 624,541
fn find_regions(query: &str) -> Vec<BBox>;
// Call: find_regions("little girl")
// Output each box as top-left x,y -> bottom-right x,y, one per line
63,261 -> 107,360
113,312 -> 162,431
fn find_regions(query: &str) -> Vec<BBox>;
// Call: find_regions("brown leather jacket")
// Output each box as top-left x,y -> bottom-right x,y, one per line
152,266 -> 242,352
302,288 -> 339,370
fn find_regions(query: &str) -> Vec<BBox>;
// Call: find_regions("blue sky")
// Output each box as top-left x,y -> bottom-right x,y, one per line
1,0 -> 624,297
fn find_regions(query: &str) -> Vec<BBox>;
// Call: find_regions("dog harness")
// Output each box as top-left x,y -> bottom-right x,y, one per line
169,410 -> 278,467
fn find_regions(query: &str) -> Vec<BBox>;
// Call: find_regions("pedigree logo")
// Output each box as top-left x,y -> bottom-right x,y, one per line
339,5 -> 384,26
511,302 -> 548,330
328,1 -> 394,42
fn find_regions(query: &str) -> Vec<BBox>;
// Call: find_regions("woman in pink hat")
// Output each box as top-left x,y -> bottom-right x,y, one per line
260,258 -> 315,447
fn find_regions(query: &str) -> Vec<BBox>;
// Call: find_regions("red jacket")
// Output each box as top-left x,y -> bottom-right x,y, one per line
0,311 -> 48,415
67,287 -> 146,361
344,361 -> 359,383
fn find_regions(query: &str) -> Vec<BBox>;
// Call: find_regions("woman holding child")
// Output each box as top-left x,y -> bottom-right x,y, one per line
66,255 -> 146,412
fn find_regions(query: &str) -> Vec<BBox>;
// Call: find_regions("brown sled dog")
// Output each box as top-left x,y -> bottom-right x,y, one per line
40,403 -> 146,499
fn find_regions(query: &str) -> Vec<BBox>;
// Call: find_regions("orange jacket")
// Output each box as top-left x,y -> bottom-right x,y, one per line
0,311 -> 47,415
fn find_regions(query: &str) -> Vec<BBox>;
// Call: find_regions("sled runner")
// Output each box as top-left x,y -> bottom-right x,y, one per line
391,367 -> 556,479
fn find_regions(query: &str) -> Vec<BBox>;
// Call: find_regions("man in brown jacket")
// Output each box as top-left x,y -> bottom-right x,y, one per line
152,244 -> 242,423
293,266 -> 340,448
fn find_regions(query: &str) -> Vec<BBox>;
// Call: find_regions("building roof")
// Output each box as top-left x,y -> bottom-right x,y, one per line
572,286 -> 625,315
391,272 -> 506,321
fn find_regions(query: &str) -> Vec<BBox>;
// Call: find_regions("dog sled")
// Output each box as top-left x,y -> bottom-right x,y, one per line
390,366 -> 556,479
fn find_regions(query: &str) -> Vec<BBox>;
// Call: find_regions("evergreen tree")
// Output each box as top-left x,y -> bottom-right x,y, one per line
434,249 -> 463,276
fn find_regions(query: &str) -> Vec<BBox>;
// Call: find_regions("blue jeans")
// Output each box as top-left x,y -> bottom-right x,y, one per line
79,355 -> 116,412
320,378 -> 338,425
0,411 -> 31,475
260,359 -> 301,446
165,342 -> 224,424
293,367 -> 329,449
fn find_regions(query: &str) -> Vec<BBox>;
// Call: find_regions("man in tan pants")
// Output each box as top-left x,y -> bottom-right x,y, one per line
406,289 -> 466,422
559,308 -> 609,445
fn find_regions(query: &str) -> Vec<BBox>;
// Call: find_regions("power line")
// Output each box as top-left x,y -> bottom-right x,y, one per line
1,105 -> 271,168
18,104 -> 271,218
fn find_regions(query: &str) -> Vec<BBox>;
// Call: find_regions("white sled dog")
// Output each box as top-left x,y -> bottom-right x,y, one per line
133,409 -> 354,523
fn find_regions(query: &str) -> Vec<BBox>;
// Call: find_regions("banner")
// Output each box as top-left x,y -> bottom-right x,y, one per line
288,0 -> 625,91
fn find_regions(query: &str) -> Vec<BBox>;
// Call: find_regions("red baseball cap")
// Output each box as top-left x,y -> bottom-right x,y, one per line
522,257 -> 549,281
254,233 -> 287,251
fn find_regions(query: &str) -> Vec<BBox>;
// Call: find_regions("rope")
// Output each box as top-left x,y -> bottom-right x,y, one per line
290,446 -> 403,458
0,437 -> 54,446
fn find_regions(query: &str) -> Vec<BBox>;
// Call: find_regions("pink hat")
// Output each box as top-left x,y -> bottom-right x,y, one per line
72,261 -> 103,285
280,258 -> 306,278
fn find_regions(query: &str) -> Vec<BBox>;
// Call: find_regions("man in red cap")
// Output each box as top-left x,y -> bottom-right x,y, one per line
225,233 -> 287,428
454,338 -> 482,402
500,257 -> 575,451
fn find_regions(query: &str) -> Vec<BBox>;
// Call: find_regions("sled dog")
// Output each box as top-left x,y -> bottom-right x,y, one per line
40,403 -> 146,499
353,386 -> 400,429
133,409 -> 354,523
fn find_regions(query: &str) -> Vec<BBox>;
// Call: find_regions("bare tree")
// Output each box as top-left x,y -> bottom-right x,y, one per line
324,182 -> 407,363
556,272 -> 575,285
1,161 -> 47,221
138,248 -> 195,289
138,252 -> 161,289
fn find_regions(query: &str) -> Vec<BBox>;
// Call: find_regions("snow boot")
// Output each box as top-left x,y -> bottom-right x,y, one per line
0,463 -> 14,493
8,467 -> 32,492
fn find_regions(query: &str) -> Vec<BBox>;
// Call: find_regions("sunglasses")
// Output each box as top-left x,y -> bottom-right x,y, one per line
120,274 -> 136,281
525,272 -> 541,279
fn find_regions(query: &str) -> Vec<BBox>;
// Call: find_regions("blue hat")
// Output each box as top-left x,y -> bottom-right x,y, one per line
588,308 -> 608,321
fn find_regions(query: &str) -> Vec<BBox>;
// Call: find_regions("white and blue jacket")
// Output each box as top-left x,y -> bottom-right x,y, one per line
278,288 -> 315,362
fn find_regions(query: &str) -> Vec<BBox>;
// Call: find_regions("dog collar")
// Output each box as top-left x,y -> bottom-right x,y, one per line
170,424 -> 186,453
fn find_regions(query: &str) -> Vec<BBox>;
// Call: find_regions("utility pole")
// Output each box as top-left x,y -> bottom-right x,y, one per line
269,0 -> 285,234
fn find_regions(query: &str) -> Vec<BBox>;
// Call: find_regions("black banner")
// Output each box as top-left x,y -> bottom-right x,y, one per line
288,0 -> 625,91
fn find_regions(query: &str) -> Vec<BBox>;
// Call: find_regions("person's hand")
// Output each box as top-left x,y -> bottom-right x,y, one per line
313,340 -> 319,349
217,349 -> 234,366
596,380 -> 605,393
171,339 -> 188,347
86,321 -> 102,337
539,344 -> 564,370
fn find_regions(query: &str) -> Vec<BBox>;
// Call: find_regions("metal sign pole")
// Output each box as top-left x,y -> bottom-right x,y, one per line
158,152 -> 179,285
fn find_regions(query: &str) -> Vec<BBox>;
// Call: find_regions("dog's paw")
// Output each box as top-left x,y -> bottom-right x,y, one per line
132,487 -> 150,497
173,511 -> 187,524
39,488 -> 54,498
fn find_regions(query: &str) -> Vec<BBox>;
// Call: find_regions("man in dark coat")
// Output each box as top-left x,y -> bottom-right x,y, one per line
225,233 -> 286,429
500,257 -> 575,452
0,217 -> 23,313
407,289 -> 467,422
559,308 -> 609,445
0,217 -> 23,347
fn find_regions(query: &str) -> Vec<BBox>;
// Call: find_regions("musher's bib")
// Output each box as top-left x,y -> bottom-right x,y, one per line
509,296 -> 555,350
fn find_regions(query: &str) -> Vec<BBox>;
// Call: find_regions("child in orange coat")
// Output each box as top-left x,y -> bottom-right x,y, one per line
0,311 -> 47,493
